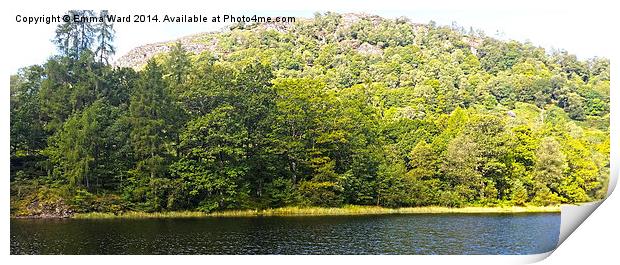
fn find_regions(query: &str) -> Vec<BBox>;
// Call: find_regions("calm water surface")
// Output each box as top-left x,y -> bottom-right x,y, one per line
11,213 -> 559,255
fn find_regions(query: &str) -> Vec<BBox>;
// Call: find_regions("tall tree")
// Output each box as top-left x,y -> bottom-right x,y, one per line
94,10 -> 116,65
171,105 -> 249,212
10,66 -> 46,157
53,10 -> 95,58
45,100 -> 119,189
164,42 -> 191,88
129,60 -> 178,179
533,137 -> 567,192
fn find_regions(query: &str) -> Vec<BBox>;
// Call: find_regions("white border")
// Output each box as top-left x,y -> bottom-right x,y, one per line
3,0 -> 618,263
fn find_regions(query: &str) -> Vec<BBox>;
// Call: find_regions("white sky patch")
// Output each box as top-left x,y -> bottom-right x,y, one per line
3,0 -> 615,73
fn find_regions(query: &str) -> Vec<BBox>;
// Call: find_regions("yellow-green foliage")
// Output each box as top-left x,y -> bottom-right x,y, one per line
73,205 -> 560,219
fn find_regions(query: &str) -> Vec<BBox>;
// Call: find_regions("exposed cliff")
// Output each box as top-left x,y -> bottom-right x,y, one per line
112,13 -> 475,69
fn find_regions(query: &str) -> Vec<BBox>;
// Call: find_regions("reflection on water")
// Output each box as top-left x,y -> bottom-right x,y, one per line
11,213 -> 559,255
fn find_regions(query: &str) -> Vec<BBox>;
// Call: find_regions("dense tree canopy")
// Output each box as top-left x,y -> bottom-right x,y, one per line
10,12 -> 610,216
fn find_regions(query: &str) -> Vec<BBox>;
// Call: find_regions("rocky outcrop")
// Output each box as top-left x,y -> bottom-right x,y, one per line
113,33 -> 219,70
462,36 -> 484,56
357,42 -> 383,56
13,196 -> 73,219
112,13 -> 396,69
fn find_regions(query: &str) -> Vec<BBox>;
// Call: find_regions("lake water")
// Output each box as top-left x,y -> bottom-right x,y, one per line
10,213 -> 560,255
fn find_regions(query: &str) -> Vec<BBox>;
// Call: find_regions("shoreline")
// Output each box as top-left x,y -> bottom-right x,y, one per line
12,205 -> 562,219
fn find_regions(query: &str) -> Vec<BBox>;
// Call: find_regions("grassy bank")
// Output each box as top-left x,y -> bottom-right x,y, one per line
72,205 -> 561,219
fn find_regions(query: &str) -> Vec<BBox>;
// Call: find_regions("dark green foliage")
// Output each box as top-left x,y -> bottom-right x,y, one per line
10,67 -> 47,157
45,100 -> 126,190
129,60 -> 181,180
94,10 -> 116,65
53,10 -> 96,58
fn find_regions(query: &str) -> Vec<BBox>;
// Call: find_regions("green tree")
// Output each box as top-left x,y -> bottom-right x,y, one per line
533,137 -> 567,192
164,42 -> 191,88
129,60 -> 178,179
171,105 -> 249,212
510,179 -> 528,206
94,10 -> 115,65
53,10 -> 96,57
45,100 -> 119,189
10,67 -> 46,156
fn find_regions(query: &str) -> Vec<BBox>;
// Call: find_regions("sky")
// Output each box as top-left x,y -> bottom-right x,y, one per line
4,0 -> 616,73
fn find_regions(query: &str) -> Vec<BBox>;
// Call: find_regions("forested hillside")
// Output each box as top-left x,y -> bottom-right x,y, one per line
10,12 -> 610,216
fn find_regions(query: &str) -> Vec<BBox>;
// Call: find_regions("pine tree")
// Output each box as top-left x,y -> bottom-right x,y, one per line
75,10 -> 96,55
45,100 -> 117,189
53,20 -> 74,56
164,42 -> 190,86
129,60 -> 176,179
94,10 -> 116,65
53,10 -> 95,58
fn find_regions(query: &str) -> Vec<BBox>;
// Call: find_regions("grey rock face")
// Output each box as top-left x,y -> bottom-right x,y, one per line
112,33 -> 219,70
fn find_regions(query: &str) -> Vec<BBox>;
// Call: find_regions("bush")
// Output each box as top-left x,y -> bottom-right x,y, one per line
531,184 -> 563,206
263,177 -> 296,208
510,180 -> 529,206
11,186 -> 72,217
69,189 -> 96,212
296,180 -> 344,207
437,190 -> 465,207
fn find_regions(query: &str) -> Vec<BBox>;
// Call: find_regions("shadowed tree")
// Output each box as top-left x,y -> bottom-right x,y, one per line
53,10 -> 96,58
94,10 -> 116,65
